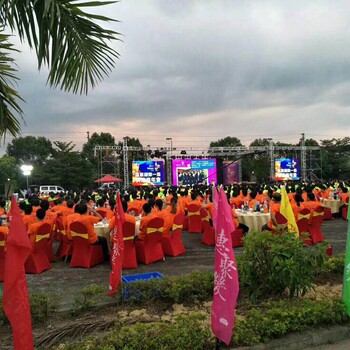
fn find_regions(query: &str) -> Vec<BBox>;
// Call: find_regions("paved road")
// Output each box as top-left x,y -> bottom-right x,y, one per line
305,338 -> 350,349
1,217 -> 346,311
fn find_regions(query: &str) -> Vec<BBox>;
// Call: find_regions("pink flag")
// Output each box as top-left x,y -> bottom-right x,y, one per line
108,193 -> 125,296
211,187 -> 239,345
211,185 -> 219,228
3,197 -> 34,350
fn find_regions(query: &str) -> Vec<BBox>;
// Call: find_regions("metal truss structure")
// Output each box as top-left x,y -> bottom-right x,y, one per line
94,142 -> 321,186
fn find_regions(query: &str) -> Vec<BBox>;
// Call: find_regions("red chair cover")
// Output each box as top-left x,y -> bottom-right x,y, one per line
127,207 -> 140,216
96,209 -> 107,218
272,212 -> 288,234
56,218 -> 73,260
297,208 -> 312,245
231,228 -> 244,248
25,223 -> 52,274
161,212 -> 186,256
122,221 -> 138,269
309,207 -> 324,244
0,232 -> 6,281
183,215 -> 189,230
69,221 -> 104,268
342,197 -> 349,220
187,203 -> 202,233
45,221 -> 56,263
200,208 -> 215,246
323,207 -> 333,220
135,217 -> 164,264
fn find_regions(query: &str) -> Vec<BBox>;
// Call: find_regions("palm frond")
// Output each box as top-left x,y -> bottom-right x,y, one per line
1,0 -> 121,94
0,31 -> 23,139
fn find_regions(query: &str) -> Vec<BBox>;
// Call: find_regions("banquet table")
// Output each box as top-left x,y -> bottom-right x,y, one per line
135,218 -> 140,235
322,199 -> 342,214
94,221 -> 111,249
236,210 -> 270,233
94,222 -> 110,238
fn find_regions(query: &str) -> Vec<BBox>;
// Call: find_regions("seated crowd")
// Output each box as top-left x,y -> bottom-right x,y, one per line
0,179 -> 348,259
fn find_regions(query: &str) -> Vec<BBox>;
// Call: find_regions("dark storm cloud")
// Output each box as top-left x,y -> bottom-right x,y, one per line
7,0 -> 350,152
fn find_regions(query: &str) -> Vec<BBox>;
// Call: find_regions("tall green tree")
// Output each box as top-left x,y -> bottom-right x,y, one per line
248,138 -> 271,182
320,137 -> 350,180
210,136 -> 243,147
82,132 -> 116,163
38,141 -> 93,190
0,155 -> 19,194
0,0 -> 120,138
6,135 -> 53,164
118,136 -> 145,182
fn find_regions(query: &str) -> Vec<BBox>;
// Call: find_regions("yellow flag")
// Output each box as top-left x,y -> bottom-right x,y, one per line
280,186 -> 299,237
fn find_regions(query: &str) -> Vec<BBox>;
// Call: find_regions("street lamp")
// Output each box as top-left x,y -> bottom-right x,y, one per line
20,164 -> 33,190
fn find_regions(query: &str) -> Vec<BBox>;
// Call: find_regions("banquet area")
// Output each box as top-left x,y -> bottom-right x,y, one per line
0,180 -> 348,310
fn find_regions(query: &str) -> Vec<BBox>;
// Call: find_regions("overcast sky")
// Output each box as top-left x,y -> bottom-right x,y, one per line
3,0 -> 350,154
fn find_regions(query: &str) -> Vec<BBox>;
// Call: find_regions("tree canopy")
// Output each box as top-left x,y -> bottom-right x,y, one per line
209,136 -> 243,147
6,135 -> 53,164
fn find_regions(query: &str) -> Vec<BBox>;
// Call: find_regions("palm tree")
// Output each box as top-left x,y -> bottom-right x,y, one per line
0,0 -> 120,138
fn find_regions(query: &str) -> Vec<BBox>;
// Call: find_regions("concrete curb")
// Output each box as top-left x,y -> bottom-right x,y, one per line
233,323 -> 350,349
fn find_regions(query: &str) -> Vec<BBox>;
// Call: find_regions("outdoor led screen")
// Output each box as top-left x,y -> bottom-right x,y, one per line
274,158 -> 300,181
132,160 -> 165,186
172,158 -> 217,186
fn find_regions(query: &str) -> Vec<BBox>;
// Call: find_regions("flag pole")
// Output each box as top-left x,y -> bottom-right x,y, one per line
215,337 -> 222,349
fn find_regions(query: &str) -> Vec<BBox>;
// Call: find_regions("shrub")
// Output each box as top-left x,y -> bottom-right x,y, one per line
238,230 -> 328,300
232,299 -> 347,346
54,298 -> 348,349
117,271 -> 214,305
54,313 -> 215,350
73,284 -> 106,315
323,253 -> 345,274
29,294 -> 58,323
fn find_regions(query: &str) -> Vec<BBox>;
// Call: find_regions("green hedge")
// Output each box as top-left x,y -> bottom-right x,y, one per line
233,299 -> 347,346
54,298 -> 348,349
116,271 -> 214,305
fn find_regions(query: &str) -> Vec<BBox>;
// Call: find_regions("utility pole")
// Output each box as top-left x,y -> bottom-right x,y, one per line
300,132 -> 306,181
87,131 -> 90,141
123,137 -> 129,189
268,138 -> 274,181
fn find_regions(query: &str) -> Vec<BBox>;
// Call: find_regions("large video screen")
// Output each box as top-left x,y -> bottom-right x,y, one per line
223,161 -> 239,184
172,159 -> 217,186
275,158 -> 300,181
132,160 -> 165,186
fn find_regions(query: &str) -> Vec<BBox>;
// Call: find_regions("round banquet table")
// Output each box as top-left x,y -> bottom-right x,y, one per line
94,222 -> 110,238
322,199 -> 342,214
135,219 -> 140,235
236,210 -> 270,233
94,222 -> 111,249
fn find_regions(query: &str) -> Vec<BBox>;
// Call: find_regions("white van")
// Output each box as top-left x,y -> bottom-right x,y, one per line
39,185 -> 65,194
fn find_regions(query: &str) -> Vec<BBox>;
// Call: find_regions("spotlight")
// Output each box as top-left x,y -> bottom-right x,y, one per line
180,150 -> 187,155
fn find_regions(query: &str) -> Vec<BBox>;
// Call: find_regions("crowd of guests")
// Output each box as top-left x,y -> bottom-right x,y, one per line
0,180 -> 348,259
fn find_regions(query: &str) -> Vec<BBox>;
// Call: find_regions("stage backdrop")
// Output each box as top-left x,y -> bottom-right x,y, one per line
223,161 -> 240,184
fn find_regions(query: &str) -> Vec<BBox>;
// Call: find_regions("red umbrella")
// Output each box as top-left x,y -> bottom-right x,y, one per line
94,174 -> 123,183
